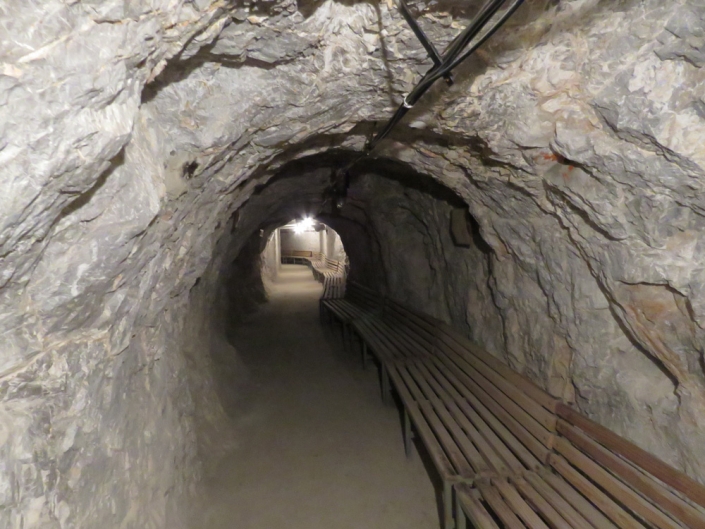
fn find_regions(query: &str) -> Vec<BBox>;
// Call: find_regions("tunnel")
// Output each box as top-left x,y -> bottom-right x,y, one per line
2,0 -> 705,527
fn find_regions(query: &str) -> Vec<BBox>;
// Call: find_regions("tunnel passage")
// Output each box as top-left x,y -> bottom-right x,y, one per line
192,264 -> 439,528
2,0 -> 705,527
200,153 -> 705,528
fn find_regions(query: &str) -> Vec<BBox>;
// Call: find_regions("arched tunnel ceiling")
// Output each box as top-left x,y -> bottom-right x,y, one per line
1,0 -> 705,526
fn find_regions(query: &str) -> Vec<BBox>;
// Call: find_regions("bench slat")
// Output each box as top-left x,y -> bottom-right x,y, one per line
372,318 -> 430,360
557,403 -> 705,510
406,364 -> 491,474
383,309 -> 437,352
439,325 -> 558,413
494,478 -> 550,529
397,367 -> 475,478
439,333 -> 557,432
416,362 -> 512,475
479,483 -> 526,528
434,356 -> 544,469
387,367 -> 458,481
549,454 -> 646,529
523,472 -> 595,529
357,318 -> 422,362
438,347 -> 555,454
557,420 -> 704,528
541,470 -> 618,529
513,476 -> 575,529
424,361 -> 526,474
456,483 -> 501,529
554,437 -> 686,529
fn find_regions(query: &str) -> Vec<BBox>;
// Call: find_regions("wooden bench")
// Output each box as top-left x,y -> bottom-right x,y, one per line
455,413 -> 705,528
387,327 -> 559,529
310,256 -> 345,282
281,249 -> 313,265
353,297 -> 440,401
319,286 -> 705,529
320,282 -> 382,350
320,274 -> 344,300
440,321 -> 705,528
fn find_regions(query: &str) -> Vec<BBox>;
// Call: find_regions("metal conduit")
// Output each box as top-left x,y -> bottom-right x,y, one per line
334,0 -> 525,196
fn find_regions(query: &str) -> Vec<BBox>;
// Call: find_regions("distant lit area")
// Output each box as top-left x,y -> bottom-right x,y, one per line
261,218 -> 348,281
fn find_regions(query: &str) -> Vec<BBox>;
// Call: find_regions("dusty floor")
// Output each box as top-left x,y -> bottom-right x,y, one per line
193,264 -> 439,528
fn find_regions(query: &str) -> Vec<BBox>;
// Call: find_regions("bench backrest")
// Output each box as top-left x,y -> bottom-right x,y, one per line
291,250 -> 313,257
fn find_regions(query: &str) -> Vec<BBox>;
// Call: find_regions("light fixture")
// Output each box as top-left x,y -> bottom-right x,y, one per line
293,217 -> 314,234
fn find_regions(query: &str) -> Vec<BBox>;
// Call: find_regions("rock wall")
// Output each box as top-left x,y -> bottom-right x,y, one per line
280,229 -> 320,255
261,230 -> 281,282
1,0 -> 704,526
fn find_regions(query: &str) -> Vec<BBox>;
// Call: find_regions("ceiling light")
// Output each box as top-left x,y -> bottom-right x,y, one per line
293,217 -> 313,234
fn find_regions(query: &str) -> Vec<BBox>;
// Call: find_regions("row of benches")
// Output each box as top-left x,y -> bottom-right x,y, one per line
281,251 -> 346,282
309,255 -> 346,283
320,282 -> 705,529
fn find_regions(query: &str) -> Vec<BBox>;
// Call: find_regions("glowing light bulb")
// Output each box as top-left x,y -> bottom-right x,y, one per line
291,217 -> 313,234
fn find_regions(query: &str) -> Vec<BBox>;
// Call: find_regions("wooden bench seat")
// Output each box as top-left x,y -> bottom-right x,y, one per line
309,254 -> 345,282
319,285 -> 705,529
455,470 -> 622,529
434,324 -> 705,528
320,282 -> 381,346
455,455 -> 705,528
447,355 -> 705,527
320,274 -> 344,300
387,352 -> 557,529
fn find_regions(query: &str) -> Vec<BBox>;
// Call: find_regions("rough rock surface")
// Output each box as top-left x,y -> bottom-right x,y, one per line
1,0 -> 704,526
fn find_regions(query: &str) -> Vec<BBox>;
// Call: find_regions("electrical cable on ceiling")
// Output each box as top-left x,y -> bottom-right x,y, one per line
332,0 -> 525,207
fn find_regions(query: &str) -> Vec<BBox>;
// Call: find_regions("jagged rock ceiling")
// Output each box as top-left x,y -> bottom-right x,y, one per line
1,0 -> 704,526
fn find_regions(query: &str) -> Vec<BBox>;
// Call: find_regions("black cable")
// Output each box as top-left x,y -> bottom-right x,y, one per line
395,0 -> 453,85
364,0 -> 524,152
427,0 -> 526,81
437,0 -> 508,65
334,0 -> 524,193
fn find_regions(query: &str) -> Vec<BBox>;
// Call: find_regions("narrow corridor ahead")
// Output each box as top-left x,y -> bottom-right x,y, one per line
195,265 -> 438,528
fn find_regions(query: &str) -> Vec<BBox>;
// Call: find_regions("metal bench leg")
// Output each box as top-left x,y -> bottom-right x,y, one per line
403,408 -> 412,458
455,492 -> 466,529
443,481 -> 454,529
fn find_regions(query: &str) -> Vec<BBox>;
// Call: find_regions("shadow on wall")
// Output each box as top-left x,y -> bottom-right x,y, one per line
207,233 -> 268,420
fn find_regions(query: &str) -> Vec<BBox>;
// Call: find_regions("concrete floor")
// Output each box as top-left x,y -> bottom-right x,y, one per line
194,264 -> 439,528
